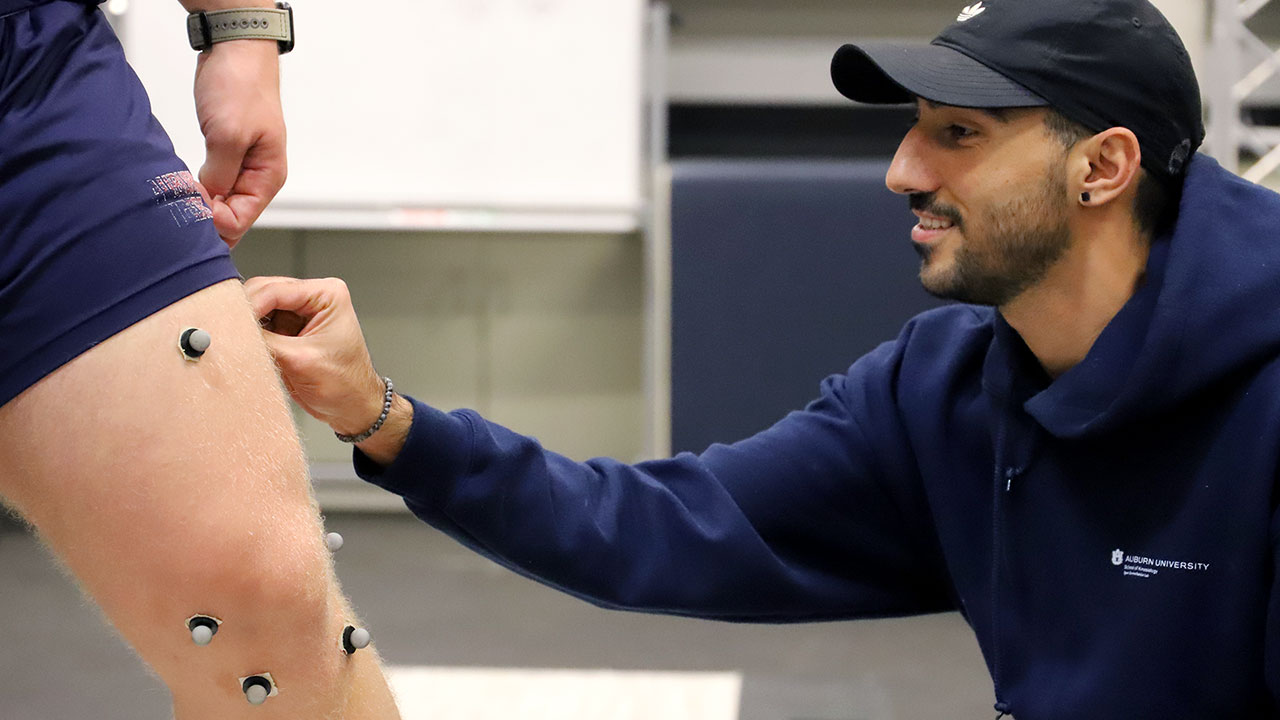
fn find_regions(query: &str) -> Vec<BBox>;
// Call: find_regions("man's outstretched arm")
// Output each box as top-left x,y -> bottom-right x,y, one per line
245,276 -> 953,622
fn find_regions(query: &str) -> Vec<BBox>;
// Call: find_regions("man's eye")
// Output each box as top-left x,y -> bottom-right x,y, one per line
947,125 -> 976,141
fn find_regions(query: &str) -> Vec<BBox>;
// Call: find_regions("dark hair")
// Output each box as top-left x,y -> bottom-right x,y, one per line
1042,110 -> 1178,239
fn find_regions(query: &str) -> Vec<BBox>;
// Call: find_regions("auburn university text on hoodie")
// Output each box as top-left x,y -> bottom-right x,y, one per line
357,154 -> 1280,718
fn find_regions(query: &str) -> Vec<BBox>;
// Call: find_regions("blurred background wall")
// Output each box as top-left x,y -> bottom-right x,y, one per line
113,0 -> 1237,495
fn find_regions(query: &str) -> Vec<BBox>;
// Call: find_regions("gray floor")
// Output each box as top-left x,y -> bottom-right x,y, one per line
0,511 -> 995,719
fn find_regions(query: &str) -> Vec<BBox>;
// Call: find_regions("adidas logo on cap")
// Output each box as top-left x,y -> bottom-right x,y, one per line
957,2 -> 986,22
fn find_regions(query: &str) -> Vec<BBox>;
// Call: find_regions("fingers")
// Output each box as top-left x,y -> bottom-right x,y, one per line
203,147 -> 287,247
242,276 -> 380,428
223,192 -> 268,238
243,277 -> 352,332
193,182 -> 240,250
261,310 -> 308,337
243,276 -> 313,321
208,199 -> 240,249
198,132 -> 246,206
193,180 -> 214,209
260,329 -> 318,374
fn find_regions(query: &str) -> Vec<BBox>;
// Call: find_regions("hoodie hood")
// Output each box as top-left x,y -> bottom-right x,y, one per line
989,154 -> 1280,439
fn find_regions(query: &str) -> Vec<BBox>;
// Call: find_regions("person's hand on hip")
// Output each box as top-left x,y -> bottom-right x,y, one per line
193,39 -> 287,248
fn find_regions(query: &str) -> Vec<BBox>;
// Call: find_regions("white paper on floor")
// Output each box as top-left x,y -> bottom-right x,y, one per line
386,666 -> 742,720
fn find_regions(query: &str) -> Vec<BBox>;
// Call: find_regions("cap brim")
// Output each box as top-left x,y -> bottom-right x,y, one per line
831,42 -> 1048,108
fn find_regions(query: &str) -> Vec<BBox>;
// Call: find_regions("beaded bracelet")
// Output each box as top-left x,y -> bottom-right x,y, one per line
335,376 -> 394,443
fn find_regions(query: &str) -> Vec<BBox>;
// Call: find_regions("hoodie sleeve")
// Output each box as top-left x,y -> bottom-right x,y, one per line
354,338 -> 953,623
1267,516 -> 1280,703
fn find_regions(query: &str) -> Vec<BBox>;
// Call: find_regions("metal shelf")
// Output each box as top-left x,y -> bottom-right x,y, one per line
1208,0 -> 1280,181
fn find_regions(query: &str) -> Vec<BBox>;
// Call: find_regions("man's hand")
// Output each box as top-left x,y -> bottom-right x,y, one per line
243,277 -> 386,433
246,277 -> 414,466
193,39 -> 286,248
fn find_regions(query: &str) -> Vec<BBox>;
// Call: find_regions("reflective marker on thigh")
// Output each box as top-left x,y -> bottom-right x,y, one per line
240,674 -> 276,705
343,625 -> 371,654
191,623 -> 214,646
351,628 -> 371,649
186,614 -> 221,646
326,532 -> 344,552
246,683 -> 268,706
179,327 -> 212,360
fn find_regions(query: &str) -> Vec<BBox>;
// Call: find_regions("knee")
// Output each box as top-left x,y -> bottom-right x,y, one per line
172,523 -> 337,638
146,532 -> 369,707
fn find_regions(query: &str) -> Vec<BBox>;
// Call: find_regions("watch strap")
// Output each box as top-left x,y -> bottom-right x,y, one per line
187,6 -> 292,52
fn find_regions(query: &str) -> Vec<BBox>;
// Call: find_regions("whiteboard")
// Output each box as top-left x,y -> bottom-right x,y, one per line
120,0 -> 645,213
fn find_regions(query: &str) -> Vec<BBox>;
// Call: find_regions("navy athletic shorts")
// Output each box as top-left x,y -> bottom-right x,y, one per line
0,0 -> 239,407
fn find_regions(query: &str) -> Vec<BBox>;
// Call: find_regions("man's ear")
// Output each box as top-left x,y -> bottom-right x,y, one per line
1075,127 -> 1142,207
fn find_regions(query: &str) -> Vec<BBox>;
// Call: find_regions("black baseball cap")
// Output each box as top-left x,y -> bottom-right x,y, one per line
831,0 -> 1204,182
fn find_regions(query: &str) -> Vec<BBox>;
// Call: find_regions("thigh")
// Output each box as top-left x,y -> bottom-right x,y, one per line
0,280 -> 401,719
0,278 -> 327,644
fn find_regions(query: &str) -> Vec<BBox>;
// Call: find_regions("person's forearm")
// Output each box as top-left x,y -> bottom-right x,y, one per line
355,394 -> 414,467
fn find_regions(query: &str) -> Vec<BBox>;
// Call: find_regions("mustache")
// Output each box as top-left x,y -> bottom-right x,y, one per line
909,193 -> 963,228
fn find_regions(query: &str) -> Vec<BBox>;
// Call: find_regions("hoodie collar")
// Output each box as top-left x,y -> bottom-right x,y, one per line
982,225 -> 1171,438
981,154 -> 1280,440
1023,237 -> 1169,436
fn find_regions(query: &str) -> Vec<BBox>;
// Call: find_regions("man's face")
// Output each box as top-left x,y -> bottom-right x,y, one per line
885,100 -> 1074,307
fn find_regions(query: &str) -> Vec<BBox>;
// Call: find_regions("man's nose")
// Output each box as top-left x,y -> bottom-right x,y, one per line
885,129 -> 936,196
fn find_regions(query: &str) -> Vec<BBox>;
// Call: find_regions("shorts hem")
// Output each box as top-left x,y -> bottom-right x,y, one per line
0,254 -> 239,407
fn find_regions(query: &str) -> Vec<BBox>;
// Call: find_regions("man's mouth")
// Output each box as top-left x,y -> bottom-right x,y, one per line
912,212 -> 958,246
916,215 -> 954,231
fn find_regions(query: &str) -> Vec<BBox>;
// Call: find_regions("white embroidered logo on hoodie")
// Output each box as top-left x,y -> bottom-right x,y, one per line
1111,549 -> 1210,579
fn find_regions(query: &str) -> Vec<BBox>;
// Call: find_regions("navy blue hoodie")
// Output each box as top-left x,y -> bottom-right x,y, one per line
357,154 -> 1280,718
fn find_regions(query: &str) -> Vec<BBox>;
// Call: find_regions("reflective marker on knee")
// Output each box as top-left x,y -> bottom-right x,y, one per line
245,682 -> 269,706
343,625 -> 371,654
325,532 -> 344,553
186,614 -> 221,646
240,674 -> 276,705
179,327 -> 212,360
190,620 -> 215,646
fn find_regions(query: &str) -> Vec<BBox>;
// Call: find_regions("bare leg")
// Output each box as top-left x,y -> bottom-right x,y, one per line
0,280 -> 400,719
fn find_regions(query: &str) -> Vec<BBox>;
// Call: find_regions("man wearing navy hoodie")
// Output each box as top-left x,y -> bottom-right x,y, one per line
246,0 -> 1280,716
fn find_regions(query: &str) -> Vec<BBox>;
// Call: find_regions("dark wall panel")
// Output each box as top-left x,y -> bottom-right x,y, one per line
671,159 -> 945,454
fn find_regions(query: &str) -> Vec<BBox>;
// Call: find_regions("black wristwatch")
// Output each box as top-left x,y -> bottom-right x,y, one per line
187,1 -> 294,55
